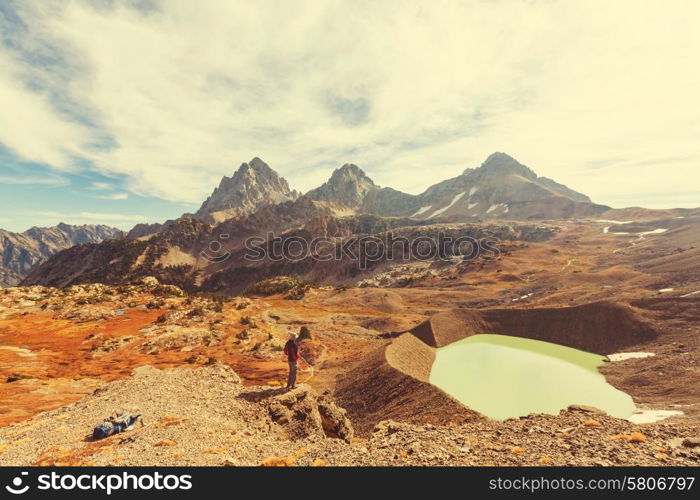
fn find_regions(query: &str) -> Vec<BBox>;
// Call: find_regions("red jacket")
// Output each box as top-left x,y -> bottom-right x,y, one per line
284,340 -> 299,362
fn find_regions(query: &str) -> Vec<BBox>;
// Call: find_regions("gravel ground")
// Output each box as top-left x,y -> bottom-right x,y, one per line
0,365 -> 698,466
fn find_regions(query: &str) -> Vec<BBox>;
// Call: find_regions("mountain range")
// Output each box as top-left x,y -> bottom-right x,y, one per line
0,223 -> 122,286
15,152 -> 612,291
188,152 -> 607,224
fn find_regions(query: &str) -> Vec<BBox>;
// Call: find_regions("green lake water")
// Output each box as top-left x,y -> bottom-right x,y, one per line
429,334 -> 635,420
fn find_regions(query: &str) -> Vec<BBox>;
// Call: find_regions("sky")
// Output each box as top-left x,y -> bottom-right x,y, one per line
0,0 -> 698,232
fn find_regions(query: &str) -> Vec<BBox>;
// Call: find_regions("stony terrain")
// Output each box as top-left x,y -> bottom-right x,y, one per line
0,363 -> 697,466
0,365 -> 354,466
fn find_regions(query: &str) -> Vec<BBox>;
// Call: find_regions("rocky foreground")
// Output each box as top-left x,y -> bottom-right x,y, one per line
1,272 -> 699,466
0,364 -> 698,467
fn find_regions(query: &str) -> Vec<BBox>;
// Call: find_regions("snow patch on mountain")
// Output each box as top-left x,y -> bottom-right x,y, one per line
411,205 -> 433,217
427,192 -> 466,219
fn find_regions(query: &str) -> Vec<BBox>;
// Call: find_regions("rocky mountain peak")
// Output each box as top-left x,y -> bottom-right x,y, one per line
239,157 -> 276,177
224,158 -> 287,189
306,163 -> 377,208
335,163 -> 370,177
469,152 -> 537,179
196,158 -> 299,221
248,156 -> 267,167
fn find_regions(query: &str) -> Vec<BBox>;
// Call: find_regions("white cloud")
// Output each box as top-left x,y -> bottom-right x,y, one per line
32,210 -> 146,220
0,51 -> 93,171
88,181 -> 111,190
95,192 -> 129,200
0,174 -> 68,186
75,211 -> 144,221
0,0 -> 698,208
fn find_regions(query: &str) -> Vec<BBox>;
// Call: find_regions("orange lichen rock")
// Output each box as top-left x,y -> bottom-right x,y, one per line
629,432 -> 647,443
261,455 -> 296,466
154,440 -> 177,447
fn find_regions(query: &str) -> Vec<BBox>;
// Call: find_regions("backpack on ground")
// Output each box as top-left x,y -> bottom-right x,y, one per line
92,411 -> 141,440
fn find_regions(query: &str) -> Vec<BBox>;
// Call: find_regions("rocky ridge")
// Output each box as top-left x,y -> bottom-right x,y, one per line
0,223 -> 122,286
306,152 -> 607,220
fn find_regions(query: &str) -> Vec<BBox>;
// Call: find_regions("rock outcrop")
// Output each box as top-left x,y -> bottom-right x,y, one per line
262,387 -> 354,442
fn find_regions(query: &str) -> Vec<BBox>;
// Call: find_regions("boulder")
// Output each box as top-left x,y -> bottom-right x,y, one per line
141,276 -> 160,288
265,386 -> 354,442
318,395 -> 354,442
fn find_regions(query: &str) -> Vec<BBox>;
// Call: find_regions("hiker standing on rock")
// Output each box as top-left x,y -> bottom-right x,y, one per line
284,332 -> 299,390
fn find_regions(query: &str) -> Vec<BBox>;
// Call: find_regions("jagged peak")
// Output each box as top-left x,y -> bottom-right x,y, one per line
56,222 -> 81,230
197,157 -> 298,219
484,152 -> 518,163
306,163 -> 377,207
324,163 -> 376,189
330,163 -> 374,183
246,156 -> 275,173
213,158 -> 288,189
232,157 -> 275,178
472,152 -> 537,179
